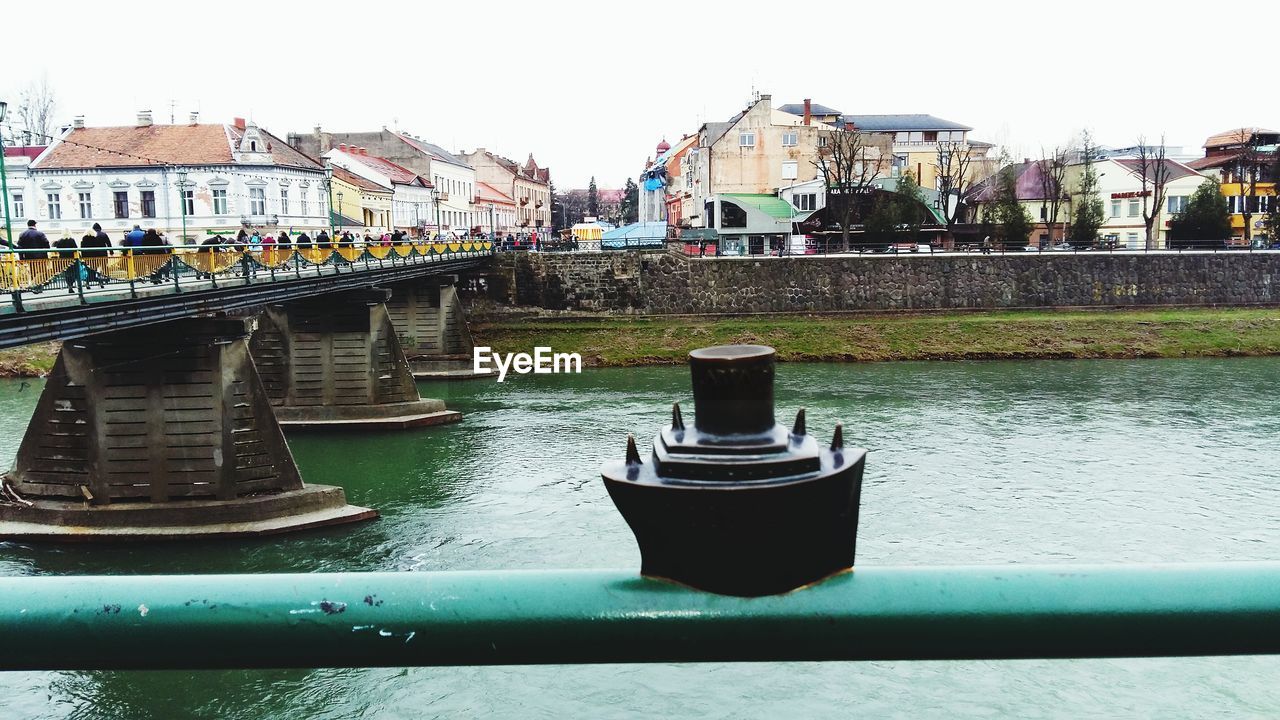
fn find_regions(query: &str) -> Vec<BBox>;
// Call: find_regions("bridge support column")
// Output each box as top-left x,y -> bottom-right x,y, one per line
0,317 -> 376,541
250,288 -> 462,430
385,278 -> 493,381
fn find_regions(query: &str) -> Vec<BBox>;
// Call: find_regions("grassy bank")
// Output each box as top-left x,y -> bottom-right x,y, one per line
472,308 -> 1280,366
0,343 -> 59,378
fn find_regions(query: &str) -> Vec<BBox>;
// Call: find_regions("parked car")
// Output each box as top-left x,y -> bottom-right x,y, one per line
917,242 -> 935,254
1050,243 -> 1074,252
1023,245 -> 1040,252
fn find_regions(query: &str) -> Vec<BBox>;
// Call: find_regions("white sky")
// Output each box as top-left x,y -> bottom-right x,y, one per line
8,0 -> 1276,189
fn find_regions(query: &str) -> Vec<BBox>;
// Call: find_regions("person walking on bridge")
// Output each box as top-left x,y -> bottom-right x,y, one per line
123,224 -> 144,249
53,234 -> 79,293
81,224 -> 112,287
17,220 -> 50,251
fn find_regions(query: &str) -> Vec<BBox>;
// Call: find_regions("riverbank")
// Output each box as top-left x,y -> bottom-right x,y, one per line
0,343 -> 59,378
472,307 -> 1280,366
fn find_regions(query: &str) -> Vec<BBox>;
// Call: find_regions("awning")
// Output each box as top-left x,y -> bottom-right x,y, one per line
332,213 -> 362,227
721,193 -> 797,220
602,222 -> 667,249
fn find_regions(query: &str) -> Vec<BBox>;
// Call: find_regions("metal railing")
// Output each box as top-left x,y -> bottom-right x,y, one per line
3,562 -> 1280,670
674,237 -> 1278,258
0,240 -> 495,310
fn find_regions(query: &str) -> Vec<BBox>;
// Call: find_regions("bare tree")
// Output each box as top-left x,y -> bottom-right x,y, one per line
1135,135 -> 1171,249
16,74 -> 58,143
813,123 -> 890,251
934,142 -> 978,246
1231,128 -> 1267,245
1036,146 -> 1069,245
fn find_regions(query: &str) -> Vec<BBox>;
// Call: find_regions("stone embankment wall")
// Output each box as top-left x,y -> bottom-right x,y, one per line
497,251 -> 1280,314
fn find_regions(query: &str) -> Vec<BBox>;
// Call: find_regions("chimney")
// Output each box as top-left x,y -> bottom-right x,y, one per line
844,122 -> 854,131
137,110 -> 153,127
803,99 -> 811,127
189,111 -> 200,125
1024,157 -> 1031,164
359,147 -> 368,155
72,116 -> 85,129
233,117 -> 246,130
339,143 -> 348,152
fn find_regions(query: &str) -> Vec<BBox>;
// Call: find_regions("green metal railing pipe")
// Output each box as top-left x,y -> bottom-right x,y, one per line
3,562 -> 1280,670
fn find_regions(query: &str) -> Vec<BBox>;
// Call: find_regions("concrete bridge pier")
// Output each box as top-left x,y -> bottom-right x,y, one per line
250,287 -> 462,430
385,277 -> 493,380
0,317 -> 376,541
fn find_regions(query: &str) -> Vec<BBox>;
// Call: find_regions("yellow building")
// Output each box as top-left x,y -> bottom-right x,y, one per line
329,165 -> 392,233
1187,127 -> 1278,244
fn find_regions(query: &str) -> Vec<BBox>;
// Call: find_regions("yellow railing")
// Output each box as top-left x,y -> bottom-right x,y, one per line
0,241 -> 489,293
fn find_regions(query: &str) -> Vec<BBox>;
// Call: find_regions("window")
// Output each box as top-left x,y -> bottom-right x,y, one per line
280,188 -> 289,215
1111,199 -> 1121,218
1260,196 -> 1273,213
1127,232 -> 1140,248
114,191 -> 129,218
781,161 -> 798,180
922,131 -> 937,143
213,189 -> 228,215
1128,198 -> 1140,217
720,201 -> 747,228
301,191 -> 308,216
817,135 -> 827,148
908,131 -> 923,143
793,193 -> 816,211
781,132 -> 798,147
895,132 -> 909,143
1167,196 -> 1188,214
12,193 -> 23,219
1039,205 -> 1047,221
182,189 -> 195,216
250,188 -> 266,215
46,193 -> 61,220
141,191 -> 156,218
739,131 -> 755,148
78,192 -> 93,219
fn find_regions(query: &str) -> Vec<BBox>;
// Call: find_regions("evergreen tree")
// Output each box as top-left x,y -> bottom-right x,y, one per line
862,193 -> 899,245
587,177 -> 599,218
1069,135 -> 1106,248
549,181 -> 564,232
895,172 -> 927,242
1168,180 -> 1231,247
621,178 -> 639,224
990,167 -> 1033,248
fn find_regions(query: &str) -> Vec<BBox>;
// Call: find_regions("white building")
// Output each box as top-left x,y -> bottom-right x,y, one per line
25,114 -> 329,241
1085,158 -> 1207,249
323,146 -> 434,233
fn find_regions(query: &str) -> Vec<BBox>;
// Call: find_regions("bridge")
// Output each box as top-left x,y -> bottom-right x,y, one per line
0,240 -> 495,540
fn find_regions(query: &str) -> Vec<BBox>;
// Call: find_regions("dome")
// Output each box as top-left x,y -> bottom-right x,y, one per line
656,138 -> 671,155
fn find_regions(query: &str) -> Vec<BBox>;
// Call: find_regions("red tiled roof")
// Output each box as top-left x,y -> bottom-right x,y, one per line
330,165 -> 391,194
34,125 -> 235,168
332,149 -> 429,186
1187,155 -> 1233,170
33,124 -> 323,170
1204,127 -> 1280,149
476,181 -> 516,205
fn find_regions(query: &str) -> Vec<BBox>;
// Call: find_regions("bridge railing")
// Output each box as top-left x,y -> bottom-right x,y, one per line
0,241 -> 494,306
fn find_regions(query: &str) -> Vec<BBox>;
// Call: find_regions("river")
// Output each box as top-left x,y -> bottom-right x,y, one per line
1,357 -> 1279,718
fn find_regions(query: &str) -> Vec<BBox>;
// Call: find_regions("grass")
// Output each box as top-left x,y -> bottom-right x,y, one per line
0,342 -> 60,377
472,308 -> 1280,366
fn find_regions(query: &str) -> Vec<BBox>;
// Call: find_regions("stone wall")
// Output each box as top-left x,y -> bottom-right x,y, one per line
500,251 -> 1280,314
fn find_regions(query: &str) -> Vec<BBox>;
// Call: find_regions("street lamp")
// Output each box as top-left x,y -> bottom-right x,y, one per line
0,99 -> 12,248
431,186 -> 442,241
336,191 -> 344,236
177,169 -> 188,245
324,166 -> 335,238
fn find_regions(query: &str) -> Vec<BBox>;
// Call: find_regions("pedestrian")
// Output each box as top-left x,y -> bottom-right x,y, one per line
17,220 -> 50,250
141,228 -> 169,283
82,223 -> 112,287
296,231 -> 312,249
123,224 -> 145,249
381,232 -> 391,247
234,228 -> 248,246
981,235 -> 992,255
249,229 -> 262,248
53,234 -> 79,293
277,230 -> 289,246
314,229 -> 330,249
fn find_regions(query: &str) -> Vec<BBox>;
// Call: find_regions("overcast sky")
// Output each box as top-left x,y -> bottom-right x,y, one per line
8,0 -> 1276,189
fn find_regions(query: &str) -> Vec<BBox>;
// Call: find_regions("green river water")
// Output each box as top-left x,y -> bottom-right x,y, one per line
1,358 -> 1279,718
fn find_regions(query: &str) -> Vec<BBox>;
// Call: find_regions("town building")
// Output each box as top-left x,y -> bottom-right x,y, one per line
2,144 -> 46,244
1187,127 -> 1278,244
329,165 -> 392,232
26,113 -> 328,241
474,181 -> 517,236
639,135 -> 697,225
323,146 -> 433,235
290,129 -> 477,235
455,149 -> 552,231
